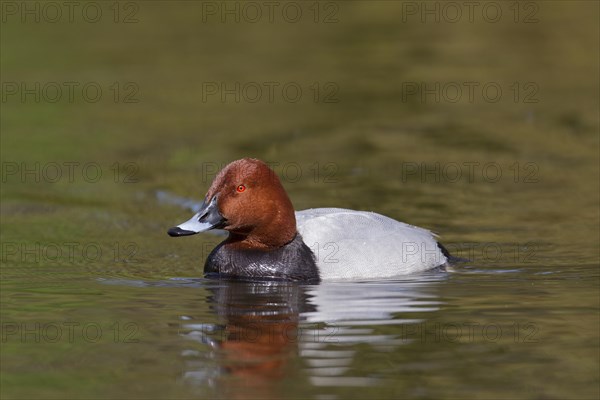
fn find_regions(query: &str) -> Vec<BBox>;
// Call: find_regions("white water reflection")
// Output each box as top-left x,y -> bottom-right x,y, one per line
299,276 -> 444,387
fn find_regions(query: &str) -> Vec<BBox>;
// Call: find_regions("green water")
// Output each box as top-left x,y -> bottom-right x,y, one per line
1,1 -> 599,399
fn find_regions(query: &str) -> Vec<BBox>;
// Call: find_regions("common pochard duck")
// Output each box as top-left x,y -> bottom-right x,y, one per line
168,158 -> 451,283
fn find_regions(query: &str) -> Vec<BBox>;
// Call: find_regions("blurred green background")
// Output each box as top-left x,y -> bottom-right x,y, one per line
1,1 -> 599,399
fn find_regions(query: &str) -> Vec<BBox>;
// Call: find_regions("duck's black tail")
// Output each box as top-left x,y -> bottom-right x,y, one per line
437,242 -> 469,264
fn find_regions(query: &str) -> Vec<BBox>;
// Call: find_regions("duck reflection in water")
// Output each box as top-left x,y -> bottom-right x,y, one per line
180,275 -> 444,395
181,279 -> 316,397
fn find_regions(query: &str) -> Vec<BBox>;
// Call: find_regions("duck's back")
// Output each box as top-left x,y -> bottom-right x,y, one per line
295,208 -> 447,280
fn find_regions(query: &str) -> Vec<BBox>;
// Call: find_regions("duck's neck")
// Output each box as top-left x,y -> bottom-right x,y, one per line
225,210 -> 298,250
226,228 -> 297,251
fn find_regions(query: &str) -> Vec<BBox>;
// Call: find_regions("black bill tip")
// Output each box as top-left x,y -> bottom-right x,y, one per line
167,227 -> 198,237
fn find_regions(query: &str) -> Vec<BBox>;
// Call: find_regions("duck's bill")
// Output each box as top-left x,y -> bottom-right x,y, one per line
167,197 -> 225,237
167,214 -> 214,236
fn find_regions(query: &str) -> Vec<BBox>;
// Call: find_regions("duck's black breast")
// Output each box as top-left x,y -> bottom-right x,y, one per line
204,234 -> 320,283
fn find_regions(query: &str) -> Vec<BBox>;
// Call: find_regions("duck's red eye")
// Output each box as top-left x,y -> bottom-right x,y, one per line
236,184 -> 246,193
